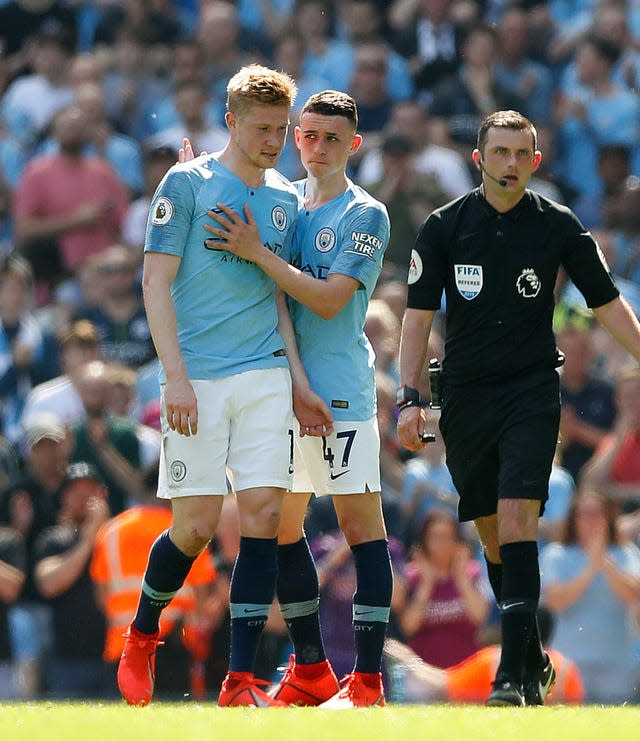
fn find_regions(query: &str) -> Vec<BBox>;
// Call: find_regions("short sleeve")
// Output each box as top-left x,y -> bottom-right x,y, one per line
330,203 -> 389,293
145,167 -> 197,257
406,212 -> 448,310
561,214 -> 620,308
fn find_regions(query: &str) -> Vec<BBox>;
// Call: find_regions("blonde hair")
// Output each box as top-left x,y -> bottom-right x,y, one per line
226,64 -> 297,116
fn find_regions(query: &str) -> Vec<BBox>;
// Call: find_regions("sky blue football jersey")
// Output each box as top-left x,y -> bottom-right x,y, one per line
289,179 -> 390,421
145,155 -> 298,382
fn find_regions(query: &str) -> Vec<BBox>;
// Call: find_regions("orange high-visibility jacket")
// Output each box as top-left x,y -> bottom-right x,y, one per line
446,645 -> 584,704
90,507 -> 217,662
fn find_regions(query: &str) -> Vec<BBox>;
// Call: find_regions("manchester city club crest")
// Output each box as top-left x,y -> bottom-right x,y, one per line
152,197 -> 174,225
271,205 -> 287,231
454,264 -> 483,300
516,268 -> 541,298
170,460 -> 187,482
315,228 -> 336,253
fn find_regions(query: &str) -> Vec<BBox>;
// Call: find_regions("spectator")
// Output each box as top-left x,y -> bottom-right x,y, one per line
143,39 -> 226,141
357,100 -> 474,199
430,24 -> 524,148
556,322 -> 616,483
0,26 -> 76,146
101,29 -> 170,141
374,369 -> 411,544
0,256 -> 54,443
372,279 -> 407,324
122,145 -> 178,252
0,129 -> 28,195
197,2 -> 257,104
337,1 -> 415,101
494,8 -> 555,125
368,134 -> 449,274
146,81 -> 228,159
105,363 -> 160,474
0,1 -> 77,86
392,0 -> 464,102
13,105 -> 129,300
384,606 -> 584,704
573,144 -> 632,230
0,525 -> 25,699
90,465 -> 217,699
400,427 -> 459,531
348,42 -> 394,138
540,489 -> 640,704
33,462 -> 110,699
72,82 -> 145,197
92,0 -> 181,47
67,360 -> 142,514
20,320 -> 102,433
537,460 -> 576,550
364,298 -> 401,383
555,35 -> 640,199
397,509 -> 490,668
581,366 -> 640,512
0,413 -> 69,698
75,244 -> 154,369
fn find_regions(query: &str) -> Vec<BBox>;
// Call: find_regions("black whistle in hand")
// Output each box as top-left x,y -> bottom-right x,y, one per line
428,357 -> 442,410
420,433 -> 436,443
419,357 -> 442,444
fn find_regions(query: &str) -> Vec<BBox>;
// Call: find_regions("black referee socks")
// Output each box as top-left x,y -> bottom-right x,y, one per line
497,540 -> 541,684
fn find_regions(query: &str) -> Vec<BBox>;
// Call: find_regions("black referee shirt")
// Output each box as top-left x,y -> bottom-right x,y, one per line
407,189 -> 620,385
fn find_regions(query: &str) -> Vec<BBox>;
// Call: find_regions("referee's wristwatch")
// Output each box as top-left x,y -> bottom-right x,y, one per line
396,385 -> 420,411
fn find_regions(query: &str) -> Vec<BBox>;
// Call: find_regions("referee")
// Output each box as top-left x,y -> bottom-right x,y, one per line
396,110 -> 640,707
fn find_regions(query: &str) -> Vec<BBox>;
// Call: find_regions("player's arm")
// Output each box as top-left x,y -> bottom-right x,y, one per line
204,203 -> 359,319
397,308 -> 436,451
142,251 -> 197,436
592,295 -> 640,364
275,289 -> 333,436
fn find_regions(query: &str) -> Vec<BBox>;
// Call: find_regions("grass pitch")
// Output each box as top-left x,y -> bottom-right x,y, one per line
1,703 -> 639,741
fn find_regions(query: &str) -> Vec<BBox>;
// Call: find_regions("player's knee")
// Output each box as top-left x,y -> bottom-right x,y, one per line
170,519 -> 216,556
338,515 -> 384,546
240,502 -> 282,538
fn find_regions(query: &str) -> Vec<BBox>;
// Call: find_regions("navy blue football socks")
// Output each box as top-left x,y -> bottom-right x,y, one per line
229,536 -> 278,673
351,539 -> 392,674
134,530 -> 196,635
277,538 -> 326,664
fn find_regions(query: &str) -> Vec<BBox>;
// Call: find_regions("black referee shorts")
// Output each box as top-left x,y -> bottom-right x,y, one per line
439,369 -> 561,522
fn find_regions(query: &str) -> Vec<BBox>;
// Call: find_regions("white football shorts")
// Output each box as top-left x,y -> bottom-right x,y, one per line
292,416 -> 381,496
158,368 -> 294,498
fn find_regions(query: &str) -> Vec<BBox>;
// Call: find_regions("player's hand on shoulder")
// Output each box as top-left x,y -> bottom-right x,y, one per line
178,137 -> 208,163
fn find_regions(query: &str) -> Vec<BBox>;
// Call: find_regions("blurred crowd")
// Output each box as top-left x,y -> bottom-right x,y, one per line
0,0 -> 640,705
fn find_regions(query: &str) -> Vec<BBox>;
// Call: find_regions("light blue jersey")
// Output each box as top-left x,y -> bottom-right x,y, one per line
145,154 -> 298,382
289,179 -> 390,421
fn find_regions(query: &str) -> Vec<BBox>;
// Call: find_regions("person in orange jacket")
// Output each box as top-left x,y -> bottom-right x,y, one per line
90,466 -> 217,699
384,607 -> 584,704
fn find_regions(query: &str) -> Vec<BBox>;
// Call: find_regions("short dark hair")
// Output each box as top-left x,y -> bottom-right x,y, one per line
476,110 -> 537,155
584,34 -> 621,66
300,90 -> 358,130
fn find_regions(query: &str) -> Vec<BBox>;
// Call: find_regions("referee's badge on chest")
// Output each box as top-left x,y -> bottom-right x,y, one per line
454,264 -> 483,300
